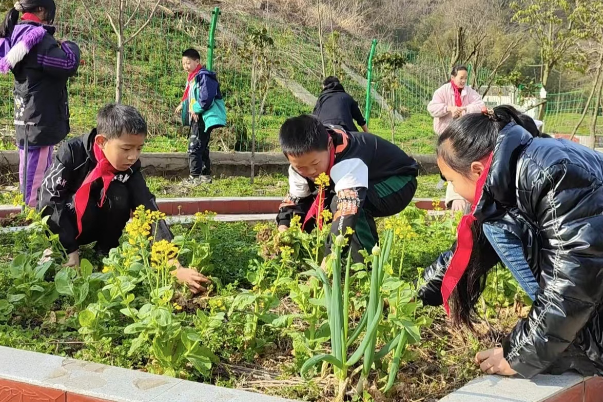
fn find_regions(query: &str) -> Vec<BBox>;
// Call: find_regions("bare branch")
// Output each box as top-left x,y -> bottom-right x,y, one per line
123,0 -> 162,46
106,11 -> 120,38
79,0 -> 98,24
125,0 -> 142,27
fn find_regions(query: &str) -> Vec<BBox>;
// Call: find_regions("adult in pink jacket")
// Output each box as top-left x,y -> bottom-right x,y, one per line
428,65 -> 484,212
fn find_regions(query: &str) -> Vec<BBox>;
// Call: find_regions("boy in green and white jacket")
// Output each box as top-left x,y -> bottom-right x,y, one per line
176,48 -> 226,184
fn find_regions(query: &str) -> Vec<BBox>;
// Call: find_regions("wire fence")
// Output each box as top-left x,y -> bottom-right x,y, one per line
0,0 -> 599,156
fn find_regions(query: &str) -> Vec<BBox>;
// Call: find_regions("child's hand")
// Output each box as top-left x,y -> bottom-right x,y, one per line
175,103 -> 183,115
278,225 -> 288,233
191,113 -> 200,122
65,251 -> 79,267
174,267 -> 211,294
475,348 -> 517,376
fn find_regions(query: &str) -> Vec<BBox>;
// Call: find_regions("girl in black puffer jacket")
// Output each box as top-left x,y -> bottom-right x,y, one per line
0,0 -> 80,207
419,105 -> 603,379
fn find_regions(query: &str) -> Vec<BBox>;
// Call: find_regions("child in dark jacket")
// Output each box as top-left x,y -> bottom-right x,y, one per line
276,115 -> 418,261
0,0 -> 80,207
175,48 -> 226,185
38,104 -> 209,293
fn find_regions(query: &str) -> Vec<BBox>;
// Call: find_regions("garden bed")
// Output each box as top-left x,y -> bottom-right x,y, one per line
0,203 -> 527,402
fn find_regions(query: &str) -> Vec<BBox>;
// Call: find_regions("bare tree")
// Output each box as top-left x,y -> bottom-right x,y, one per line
80,0 -> 162,103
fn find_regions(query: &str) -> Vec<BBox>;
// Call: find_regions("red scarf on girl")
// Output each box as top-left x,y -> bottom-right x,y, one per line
450,80 -> 463,107
302,140 -> 336,231
21,13 -> 43,23
181,65 -> 203,102
440,152 -> 494,314
74,143 -> 117,238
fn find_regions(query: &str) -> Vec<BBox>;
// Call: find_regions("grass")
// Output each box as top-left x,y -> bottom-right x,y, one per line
0,174 -> 445,209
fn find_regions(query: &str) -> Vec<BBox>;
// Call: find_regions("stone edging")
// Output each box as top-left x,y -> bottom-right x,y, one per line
0,151 -> 440,176
439,372 -> 603,402
0,345 -> 298,402
0,198 -> 446,219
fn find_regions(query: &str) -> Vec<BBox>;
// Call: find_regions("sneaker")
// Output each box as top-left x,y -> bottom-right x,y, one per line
183,175 -> 212,186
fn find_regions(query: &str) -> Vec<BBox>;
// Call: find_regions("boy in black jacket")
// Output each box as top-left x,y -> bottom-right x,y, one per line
38,104 -> 209,293
276,115 -> 418,261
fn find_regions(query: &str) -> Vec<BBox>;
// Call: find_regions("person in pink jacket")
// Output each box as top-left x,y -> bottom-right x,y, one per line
428,65 -> 485,212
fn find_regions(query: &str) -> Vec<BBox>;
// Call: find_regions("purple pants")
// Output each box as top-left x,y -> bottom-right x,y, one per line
18,145 -> 53,207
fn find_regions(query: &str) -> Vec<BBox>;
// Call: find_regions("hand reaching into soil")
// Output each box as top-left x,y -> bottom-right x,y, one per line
65,250 -> 80,267
173,263 -> 211,294
278,225 -> 288,233
475,348 -> 517,376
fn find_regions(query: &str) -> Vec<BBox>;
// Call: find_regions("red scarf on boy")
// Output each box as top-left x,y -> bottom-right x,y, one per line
74,143 -> 117,238
181,65 -> 202,102
450,80 -> 463,107
302,141 -> 336,231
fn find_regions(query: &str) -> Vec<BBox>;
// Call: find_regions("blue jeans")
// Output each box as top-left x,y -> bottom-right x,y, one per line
482,224 -> 539,301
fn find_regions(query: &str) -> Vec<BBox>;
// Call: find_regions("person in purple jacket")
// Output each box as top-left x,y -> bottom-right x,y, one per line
0,0 -> 80,207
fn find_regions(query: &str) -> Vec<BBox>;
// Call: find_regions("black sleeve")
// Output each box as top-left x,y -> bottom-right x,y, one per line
38,143 -> 79,254
276,194 -> 314,227
350,99 -> 366,127
325,187 -> 366,255
38,38 -> 80,78
417,246 -> 455,306
128,171 -> 173,242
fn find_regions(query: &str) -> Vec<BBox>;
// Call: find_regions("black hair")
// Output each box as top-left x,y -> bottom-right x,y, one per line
437,105 -> 529,177
1,0 -> 56,37
96,104 -> 147,139
182,48 -> 201,61
323,76 -> 340,87
279,115 -> 329,156
451,65 -> 468,77
437,104 -> 543,328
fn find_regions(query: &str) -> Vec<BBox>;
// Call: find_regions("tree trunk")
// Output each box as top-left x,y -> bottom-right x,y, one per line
538,63 -> 551,120
317,0 -> 326,79
571,51 -> 603,138
589,76 -> 603,149
115,45 -> 123,103
115,0 -> 124,103
250,57 -> 257,184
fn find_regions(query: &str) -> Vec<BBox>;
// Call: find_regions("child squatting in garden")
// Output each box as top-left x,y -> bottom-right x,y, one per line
418,105 -> 603,378
276,115 -> 419,261
37,104 -> 210,293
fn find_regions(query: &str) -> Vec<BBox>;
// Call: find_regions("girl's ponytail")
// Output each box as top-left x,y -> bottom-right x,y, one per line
0,6 -> 21,38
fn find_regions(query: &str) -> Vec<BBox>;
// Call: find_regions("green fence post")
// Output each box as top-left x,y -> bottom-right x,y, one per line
207,7 -> 220,71
365,39 -> 378,128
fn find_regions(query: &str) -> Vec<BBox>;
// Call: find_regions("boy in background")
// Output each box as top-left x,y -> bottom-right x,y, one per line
176,48 -> 226,185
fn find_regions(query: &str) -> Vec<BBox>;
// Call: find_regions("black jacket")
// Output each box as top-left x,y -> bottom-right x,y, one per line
2,21 -> 80,146
313,83 -> 366,132
37,130 -> 172,253
418,124 -> 603,378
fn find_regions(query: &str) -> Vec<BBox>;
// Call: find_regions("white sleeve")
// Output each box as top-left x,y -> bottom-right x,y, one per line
330,158 -> 369,193
288,165 -> 312,198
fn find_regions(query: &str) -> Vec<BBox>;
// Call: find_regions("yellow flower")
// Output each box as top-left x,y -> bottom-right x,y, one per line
102,266 -> 112,273
173,302 -> 183,311
279,246 -> 294,261
345,227 -> 354,236
290,215 -> 302,230
321,209 -> 333,223
314,172 -> 330,187
151,240 -> 179,267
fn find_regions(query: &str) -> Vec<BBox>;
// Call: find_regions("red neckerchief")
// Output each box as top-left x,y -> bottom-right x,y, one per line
302,140 -> 336,231
450,80 -> 463,107
21,13 -> 43,23
181,65 -> 203,102
441,152 -> 494,315
74,143 -> 117,238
